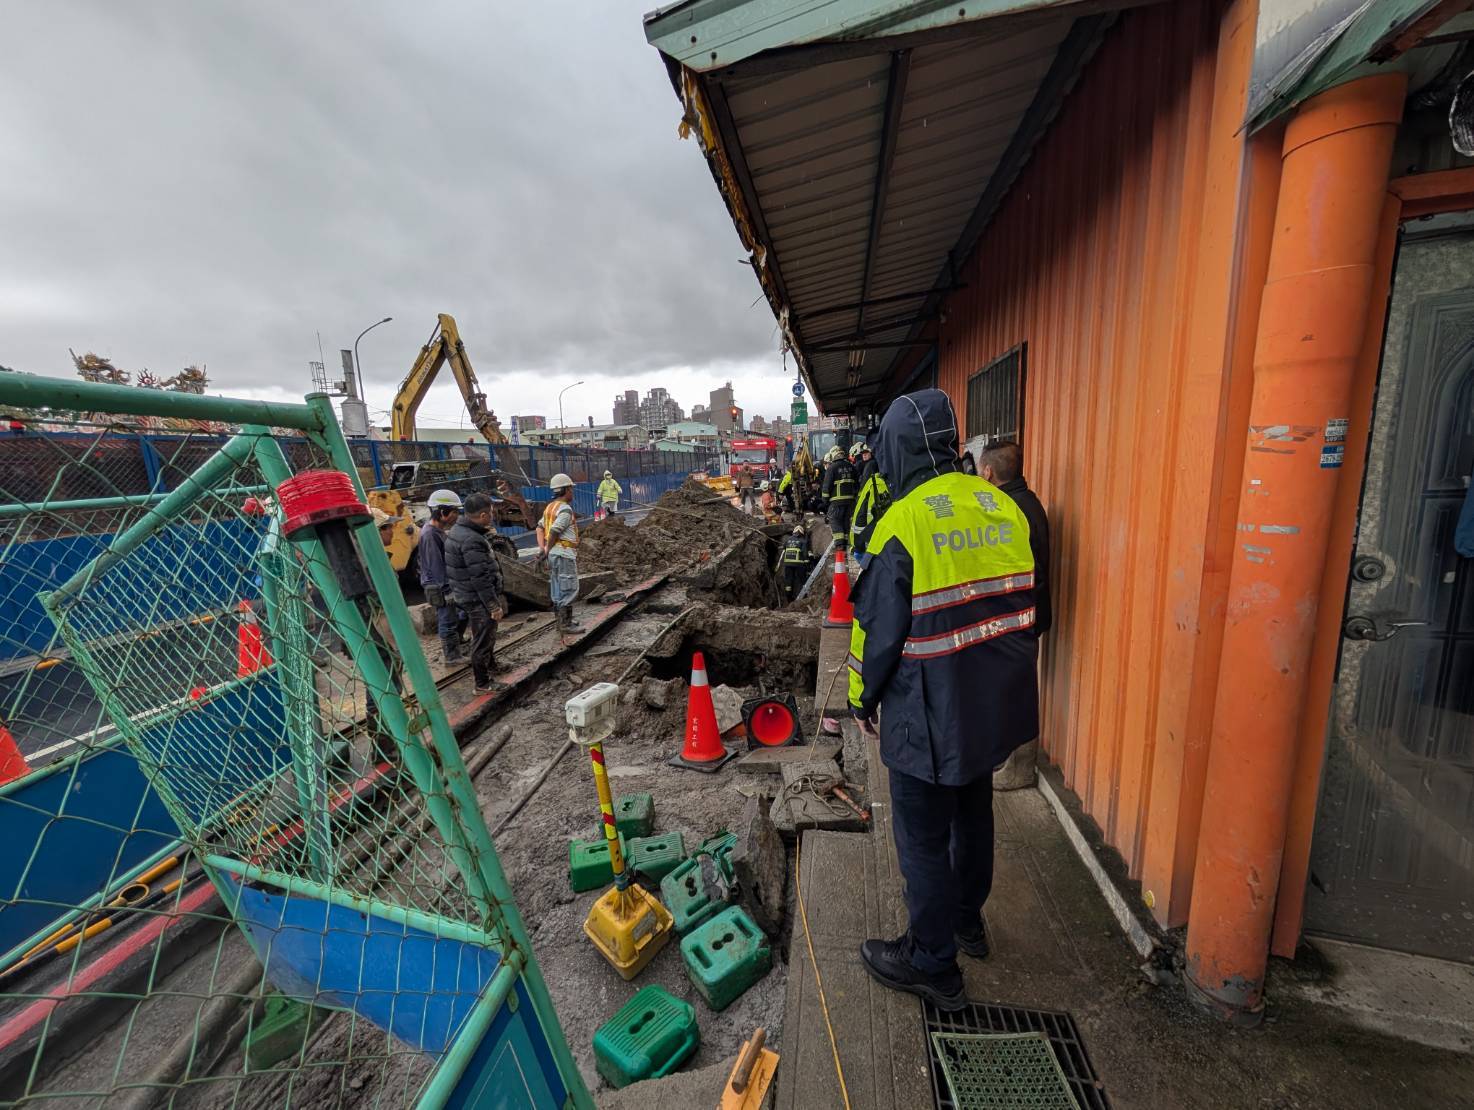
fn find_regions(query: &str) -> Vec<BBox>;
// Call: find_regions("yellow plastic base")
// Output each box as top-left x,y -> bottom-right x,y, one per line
584,884 -> 675,981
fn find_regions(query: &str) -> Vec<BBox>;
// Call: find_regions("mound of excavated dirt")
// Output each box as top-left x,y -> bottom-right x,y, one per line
578,516 -> 683,572
581,479 -> 771,576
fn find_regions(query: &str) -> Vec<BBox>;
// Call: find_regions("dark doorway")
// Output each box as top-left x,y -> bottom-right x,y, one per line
1306,221 -> 1474,962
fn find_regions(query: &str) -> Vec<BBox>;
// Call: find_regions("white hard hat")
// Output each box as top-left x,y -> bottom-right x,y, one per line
427,489 -> 463,509
849,441 -> 866,458
760,481 -> 770,490
604,470 -> 613,478
370,507 -> 401,529
550,472 -> 575,492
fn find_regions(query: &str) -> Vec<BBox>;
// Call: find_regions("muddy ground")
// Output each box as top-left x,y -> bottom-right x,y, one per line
477,593 -> 820,1094
14,481 -> 830,1109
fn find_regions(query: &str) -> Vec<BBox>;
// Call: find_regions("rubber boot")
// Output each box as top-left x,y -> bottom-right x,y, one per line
440,636 -> 463,665
561,605 -> 584,633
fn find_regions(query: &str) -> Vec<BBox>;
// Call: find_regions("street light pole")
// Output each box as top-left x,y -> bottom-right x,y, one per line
353,317 -> 393,401
557,379 -> 585,446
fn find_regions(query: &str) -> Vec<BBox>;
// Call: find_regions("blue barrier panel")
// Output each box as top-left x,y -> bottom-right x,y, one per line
0,743 -> 177,963
0,675 -> 289,966
0,518 -> 261,663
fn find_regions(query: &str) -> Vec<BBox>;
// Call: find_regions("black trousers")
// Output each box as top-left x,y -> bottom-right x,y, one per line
888,764 -> 995,973
826,499 -> 853,547
781,564 -> 807,601
465,600 -> 499,686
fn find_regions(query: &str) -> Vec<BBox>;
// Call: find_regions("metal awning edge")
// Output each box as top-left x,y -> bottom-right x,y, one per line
644,0 -> 1096,72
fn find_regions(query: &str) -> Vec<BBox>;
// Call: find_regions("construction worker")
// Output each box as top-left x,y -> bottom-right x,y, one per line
596,470 -> 622,520
444,493 -> 506,694
776,524 -> 810,602
537,473 -> 582,633
736,462 -> 756,513
847,388 -> 1037,1011
419,489 -> 468,663
849,467 -> 889,561
856,440 -> 877,485
821,445 -> 858,549
777,466 -> 795,513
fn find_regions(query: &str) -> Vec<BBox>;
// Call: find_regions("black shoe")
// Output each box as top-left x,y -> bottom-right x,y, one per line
955,922 -> 990,959
859,936 -> 966,1011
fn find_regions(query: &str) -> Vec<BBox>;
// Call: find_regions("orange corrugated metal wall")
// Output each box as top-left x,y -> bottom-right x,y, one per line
935,0 -> 1268,923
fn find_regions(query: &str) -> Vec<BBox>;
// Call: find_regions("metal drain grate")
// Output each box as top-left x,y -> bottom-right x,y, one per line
923,1001 -> 1110,1110
931,1032 -> 1079,1109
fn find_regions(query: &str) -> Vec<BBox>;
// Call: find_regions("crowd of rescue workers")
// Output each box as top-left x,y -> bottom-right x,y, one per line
395,388 -> 1050,1013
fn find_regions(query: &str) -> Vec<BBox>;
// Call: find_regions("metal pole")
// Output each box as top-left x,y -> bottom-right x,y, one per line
0,373 -> 322,430
352,317 -> 392,404
556,380 -> 584,444
298,394 -> 593,1109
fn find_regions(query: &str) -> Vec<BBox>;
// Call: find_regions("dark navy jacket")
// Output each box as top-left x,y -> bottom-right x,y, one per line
849,389 -> 1039,785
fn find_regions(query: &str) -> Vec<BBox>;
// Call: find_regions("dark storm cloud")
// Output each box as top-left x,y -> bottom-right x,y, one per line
0,1 -> 780,403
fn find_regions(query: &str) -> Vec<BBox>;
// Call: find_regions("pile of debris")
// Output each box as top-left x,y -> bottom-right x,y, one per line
581,479 -> 769,576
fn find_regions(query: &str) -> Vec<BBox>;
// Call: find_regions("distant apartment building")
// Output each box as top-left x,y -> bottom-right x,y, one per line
664,420 -> 720,449
525,424 -> 649,451
612,390 -> 640,426
690,403 -> 710,422
638,387 -> 684,433
709,382 -> 743,433
749,414 -> 767,433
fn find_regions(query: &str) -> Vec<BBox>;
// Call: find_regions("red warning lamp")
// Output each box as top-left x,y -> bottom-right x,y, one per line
741,693 -> 804,748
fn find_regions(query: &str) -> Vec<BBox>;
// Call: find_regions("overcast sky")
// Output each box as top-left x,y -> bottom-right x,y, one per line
0,2 -> 800,430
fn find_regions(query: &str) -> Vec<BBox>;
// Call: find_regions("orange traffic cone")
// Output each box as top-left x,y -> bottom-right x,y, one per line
667,651 -> 737,773
236,600 -> 272,677
823,548 -> 854,628
0,720 -> 31,786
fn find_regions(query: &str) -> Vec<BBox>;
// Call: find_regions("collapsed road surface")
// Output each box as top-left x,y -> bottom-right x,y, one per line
2,480 -> 845,1107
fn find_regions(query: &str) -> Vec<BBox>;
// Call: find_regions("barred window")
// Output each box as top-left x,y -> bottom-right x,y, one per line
964,344 -> 1026,446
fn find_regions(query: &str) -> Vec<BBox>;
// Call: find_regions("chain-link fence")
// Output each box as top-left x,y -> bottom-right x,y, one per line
0,383 -> 587,1109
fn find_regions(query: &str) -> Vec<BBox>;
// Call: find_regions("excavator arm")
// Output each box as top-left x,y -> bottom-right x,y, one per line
438,314 -> 506,445
389,313 -> 507,444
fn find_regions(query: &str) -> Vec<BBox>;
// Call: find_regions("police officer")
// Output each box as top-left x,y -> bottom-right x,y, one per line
848,389 -> 1037,1011
776,524 -> 810,602
821,446 -> 858,548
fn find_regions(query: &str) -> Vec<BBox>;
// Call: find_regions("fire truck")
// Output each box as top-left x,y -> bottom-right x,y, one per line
728,436 -> 780,480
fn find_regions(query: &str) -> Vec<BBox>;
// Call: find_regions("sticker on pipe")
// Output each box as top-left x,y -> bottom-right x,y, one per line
1325,418 -> 1348,444
1320,445 -> 1345,469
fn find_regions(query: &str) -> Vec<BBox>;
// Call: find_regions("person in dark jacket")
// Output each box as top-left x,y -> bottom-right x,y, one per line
419,489 -> 468,663
821,448 -> 859,549
444,492 -> 506,693
978,442 -> 1050,634
848,389 -> 1039,1011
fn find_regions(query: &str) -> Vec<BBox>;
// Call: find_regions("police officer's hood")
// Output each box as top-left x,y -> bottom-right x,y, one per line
875,389 -> 960,498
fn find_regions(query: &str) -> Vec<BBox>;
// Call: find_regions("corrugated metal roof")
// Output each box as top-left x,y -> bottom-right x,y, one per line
652,6 -> 1110,410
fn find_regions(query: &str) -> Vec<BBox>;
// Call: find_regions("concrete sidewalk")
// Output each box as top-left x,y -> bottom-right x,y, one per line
779,737 -> 1474,1109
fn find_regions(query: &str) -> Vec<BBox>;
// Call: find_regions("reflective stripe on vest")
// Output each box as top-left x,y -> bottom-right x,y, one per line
912,571 -> 1033,614
903,608 -> 1035,658
782,545 -> 806,564
848,471 -> 1033,709
832,475 -> 856,501
541,500 -> 578,553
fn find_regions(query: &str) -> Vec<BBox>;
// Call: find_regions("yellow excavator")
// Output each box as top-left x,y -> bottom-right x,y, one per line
391,313 -> 506,444
372,313 -> 536,577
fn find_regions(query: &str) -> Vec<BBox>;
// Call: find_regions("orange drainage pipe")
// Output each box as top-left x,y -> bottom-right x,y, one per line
1184,72 -> 1406,1024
